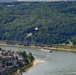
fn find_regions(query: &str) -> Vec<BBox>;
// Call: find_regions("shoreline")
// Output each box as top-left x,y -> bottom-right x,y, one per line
12,61 -> 33,75
13,59 -> 45,75
29,45 -> 76,53
43,46 -> 76,52
0,43 -> 76,53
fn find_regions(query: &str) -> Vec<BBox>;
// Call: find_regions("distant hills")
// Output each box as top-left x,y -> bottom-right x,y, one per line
0,0 -> 76,2
0,2 -> 76,46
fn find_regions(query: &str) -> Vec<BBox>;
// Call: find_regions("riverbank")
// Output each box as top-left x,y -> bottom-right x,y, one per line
13,62 -> 33,75
29,45 -> 76,53
0,42 -> 76,53
12,59 -> 45,75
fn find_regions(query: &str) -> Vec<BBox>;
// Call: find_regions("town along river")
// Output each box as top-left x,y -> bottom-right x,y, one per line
0,45 -> 76,75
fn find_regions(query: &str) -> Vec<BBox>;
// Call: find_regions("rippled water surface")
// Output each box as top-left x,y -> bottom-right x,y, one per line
0,46 -> 76,75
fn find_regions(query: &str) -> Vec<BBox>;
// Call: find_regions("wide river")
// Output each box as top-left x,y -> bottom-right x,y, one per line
0,46 -> 76,75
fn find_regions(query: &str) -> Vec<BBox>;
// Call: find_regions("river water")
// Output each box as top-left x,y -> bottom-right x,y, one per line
0,46 -> 76,75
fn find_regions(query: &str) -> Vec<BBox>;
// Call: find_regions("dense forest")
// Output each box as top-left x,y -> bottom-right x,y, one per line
0,2 -> 76,46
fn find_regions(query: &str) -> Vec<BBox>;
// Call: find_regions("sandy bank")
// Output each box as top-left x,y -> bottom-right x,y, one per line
33,59 -> 45,66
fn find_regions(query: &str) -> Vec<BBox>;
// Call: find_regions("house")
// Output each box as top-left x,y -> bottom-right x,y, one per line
18,55 -> 24,60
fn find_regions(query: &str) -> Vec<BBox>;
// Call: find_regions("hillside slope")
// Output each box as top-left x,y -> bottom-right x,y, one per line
0,2 -> 76,45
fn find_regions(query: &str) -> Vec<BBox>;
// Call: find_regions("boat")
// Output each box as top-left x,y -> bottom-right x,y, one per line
39,48 -> 52,53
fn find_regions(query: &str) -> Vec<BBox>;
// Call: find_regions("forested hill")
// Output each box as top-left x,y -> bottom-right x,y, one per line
0,2 -> 76,46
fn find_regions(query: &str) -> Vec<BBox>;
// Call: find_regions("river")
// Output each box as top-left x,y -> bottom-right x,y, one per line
0,45 -> 76,75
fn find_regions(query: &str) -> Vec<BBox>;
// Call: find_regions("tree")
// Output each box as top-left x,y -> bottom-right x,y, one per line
65,40 -> 69,44
0,48 -> 1,50
1,58 -> 9,66
28,52 -> 35,62
19,51 -> 27,59
73,42 -> 76,46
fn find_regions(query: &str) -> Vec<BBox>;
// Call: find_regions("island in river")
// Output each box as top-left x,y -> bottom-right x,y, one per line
0,47 -> 35,75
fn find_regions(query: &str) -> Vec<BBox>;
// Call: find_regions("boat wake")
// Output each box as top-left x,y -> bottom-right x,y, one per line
39,48 -> 52,53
